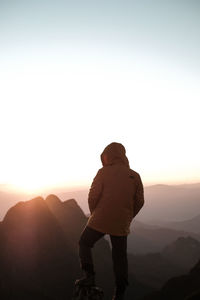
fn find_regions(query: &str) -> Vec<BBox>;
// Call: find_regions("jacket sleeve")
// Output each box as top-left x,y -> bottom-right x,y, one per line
88,169 -> 103,214
133,174 -> 144,218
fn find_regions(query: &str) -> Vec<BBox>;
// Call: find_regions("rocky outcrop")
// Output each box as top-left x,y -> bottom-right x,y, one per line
0,196 -> 113,300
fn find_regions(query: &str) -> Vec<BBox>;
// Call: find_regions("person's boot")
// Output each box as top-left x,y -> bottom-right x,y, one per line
112,293 -> 125,300
112,288 -> 125,300
75,271 -> 95,286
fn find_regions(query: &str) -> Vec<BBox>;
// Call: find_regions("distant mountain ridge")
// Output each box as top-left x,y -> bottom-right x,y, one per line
128,220 -> 200,254
137,183 -> 200,223
127,235 -> 200,292
162,236 -> 200,270
143,259 -> 200,300
150,214 -> 200,234
1,183 -> 200,222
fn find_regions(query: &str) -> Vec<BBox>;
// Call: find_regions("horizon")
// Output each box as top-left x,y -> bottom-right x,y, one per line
1,180 -> 200,224
1,180 -> 200,196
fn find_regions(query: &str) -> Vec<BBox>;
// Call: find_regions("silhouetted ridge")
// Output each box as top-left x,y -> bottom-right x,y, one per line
143,259 -> 200,300
3,196 -> 45,224
64,198 -> 81,208
0,196 -> 77,299
63,198 -> 87,219
0,195 -> 114,300
45,195 -> 87,247
127,234 -> 200,297
129,220 -> 200,254
162,236 -> 200,270
45,194 -> 61,206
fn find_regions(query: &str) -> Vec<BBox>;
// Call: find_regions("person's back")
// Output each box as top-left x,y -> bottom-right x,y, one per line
76,142 -> 144,300
88,163 -> 143,236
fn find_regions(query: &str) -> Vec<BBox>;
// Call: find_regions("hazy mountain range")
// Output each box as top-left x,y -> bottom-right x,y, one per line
128,220 -> 200,254
1,183 -> 200,223
1,192 -> 200,299
138,183 -> 200,223
148,214 -> 200,234
143,260 -> 200,300
128,236 -> 200,292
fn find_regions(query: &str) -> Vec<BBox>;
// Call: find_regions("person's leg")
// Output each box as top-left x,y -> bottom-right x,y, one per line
110,235 -> 128,298
79,226 -> 105,277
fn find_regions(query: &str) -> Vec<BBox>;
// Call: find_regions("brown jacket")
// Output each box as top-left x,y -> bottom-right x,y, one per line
87,143 -> 144,236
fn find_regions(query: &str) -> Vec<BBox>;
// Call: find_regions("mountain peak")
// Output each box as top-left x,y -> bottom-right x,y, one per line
162,236 -> 200,270
3,196 -> 45,223
63,198 -> 80,208
45,194 -> 61,206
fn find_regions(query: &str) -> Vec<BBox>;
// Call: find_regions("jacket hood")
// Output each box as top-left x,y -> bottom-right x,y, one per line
100,142 -> 130,167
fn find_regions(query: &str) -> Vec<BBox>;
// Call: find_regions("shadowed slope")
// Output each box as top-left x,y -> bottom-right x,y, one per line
143,260 -> 200,300
46,194 -> 86,246
0,197 -> 78,299
128,236 -> 200,291
45,194 -> 114,298
0,195 -> 114,300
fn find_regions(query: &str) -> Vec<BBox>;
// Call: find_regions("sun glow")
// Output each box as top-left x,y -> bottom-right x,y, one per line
0,45 -> 200,192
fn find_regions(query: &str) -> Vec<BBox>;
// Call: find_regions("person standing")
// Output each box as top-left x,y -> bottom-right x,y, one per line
77,142 -> 144,300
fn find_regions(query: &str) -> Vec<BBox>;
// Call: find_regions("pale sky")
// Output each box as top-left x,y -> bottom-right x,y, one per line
0,0 -> 200,193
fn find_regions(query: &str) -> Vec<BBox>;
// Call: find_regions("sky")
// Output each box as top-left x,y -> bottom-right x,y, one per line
0,0 -> 200,193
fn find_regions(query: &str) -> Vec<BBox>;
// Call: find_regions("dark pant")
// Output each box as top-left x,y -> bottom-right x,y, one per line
79,226 -> 128,294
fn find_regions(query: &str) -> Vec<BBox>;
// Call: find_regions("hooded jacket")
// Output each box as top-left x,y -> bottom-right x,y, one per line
87,142 -> 144,236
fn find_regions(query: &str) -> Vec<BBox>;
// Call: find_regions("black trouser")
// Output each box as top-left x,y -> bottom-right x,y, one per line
79,226 -> 128,294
